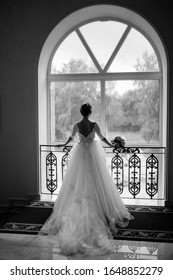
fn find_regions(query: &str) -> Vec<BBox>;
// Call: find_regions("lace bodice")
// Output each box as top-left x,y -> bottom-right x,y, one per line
78,130 -> 95,144
71,122 -> 104,143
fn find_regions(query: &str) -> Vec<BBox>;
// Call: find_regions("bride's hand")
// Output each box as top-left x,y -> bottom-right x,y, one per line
56,144 -> 64,148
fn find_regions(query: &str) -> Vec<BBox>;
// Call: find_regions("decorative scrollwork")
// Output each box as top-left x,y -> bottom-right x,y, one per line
128,154 -> 141,198
111,153 -> 124,194
46,151 -> 57,194
128,245 -> 139,253
147,246 -> 157,255
62,149 -> 70,179
146,154 -> 158,198
63,146 -> 72,153
114,240 -> 123,252
113,147 -> 140,154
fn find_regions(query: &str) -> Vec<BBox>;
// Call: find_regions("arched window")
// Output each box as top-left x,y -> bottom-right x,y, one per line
38,5 -> 167,203
48,18 -> 163,146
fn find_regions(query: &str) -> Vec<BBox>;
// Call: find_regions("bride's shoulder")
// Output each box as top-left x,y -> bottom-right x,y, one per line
72,122 -> 79,131
89,121 -> 97,129
75,121 -> 82,129
93,122 -> 99,127
89,121 -> 96,125
74,121 -> 81,126
93,122 -> 102,132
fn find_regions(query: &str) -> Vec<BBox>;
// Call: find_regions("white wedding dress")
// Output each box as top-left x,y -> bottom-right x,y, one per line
39,122 -> 133,256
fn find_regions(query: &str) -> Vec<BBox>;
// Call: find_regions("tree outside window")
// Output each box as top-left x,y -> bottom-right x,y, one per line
48,20 -> 161,146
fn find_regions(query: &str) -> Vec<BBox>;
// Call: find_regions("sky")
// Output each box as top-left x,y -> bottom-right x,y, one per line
51,20 -> 158,94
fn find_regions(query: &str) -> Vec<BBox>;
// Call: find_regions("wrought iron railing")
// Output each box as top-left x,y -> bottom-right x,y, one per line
40,145 -> 166,203
103,240 -> 159,259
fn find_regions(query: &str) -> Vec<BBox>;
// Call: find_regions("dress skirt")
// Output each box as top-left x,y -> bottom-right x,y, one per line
39,140 -> 133,256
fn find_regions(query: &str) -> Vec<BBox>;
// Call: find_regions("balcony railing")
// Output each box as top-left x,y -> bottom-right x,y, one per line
40,145 -> 166,205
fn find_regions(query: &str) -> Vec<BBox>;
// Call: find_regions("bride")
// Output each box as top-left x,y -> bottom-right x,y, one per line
39,103 -> 133,256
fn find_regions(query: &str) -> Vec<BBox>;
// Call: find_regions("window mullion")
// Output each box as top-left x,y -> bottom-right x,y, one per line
104,25 -> 131,72
101,79 -> 106,133
48,72 -> 162,81
76,28 -> 103,73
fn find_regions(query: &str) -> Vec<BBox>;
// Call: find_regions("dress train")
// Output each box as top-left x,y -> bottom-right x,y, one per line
38,123 -> 134,256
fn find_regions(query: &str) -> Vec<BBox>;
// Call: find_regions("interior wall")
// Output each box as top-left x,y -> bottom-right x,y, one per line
0,0 -> 172,206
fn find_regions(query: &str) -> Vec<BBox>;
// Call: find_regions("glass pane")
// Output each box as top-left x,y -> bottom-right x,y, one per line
50,81 -> 101,142
51,31 -> 98,73
80,21 -> 127,69
105,80 -> 160,145
109,28 -> 159,72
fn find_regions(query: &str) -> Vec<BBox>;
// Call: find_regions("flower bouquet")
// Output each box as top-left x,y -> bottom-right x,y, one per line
111,136 -> 126,148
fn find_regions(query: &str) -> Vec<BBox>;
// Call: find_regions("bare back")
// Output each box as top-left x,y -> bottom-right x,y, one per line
77,120 -> 95,137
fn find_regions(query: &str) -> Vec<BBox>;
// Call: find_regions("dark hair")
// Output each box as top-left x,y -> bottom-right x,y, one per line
80,103 -> 92,117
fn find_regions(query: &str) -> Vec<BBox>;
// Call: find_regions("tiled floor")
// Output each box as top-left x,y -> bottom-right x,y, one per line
0,233 -> 173,260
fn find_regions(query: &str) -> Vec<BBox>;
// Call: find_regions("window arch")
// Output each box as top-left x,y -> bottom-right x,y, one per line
38,5 -> 167,148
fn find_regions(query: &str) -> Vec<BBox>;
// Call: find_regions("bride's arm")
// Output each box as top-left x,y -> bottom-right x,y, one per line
56,123 -> 78,147
101,137 -> 113,148
56,136 -> 73,147
95,123 -> 113,147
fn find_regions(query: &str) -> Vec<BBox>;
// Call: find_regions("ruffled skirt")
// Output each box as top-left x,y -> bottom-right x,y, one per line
39,140 -> 133,256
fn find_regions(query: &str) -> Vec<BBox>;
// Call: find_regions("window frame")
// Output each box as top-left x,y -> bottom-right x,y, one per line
38,5 -> 167,148
47,18 -> 163,146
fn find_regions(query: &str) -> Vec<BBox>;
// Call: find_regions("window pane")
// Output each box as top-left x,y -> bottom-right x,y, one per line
80,21 -> 127,69
105,80 -> 160,145
50,81 -> 101,142
51,32 -> 98,73
109,28 -> 159,72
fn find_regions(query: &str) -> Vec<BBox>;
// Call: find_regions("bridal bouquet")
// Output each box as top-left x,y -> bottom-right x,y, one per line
111,136 -> 126,148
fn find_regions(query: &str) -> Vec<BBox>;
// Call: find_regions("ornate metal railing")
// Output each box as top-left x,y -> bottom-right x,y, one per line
106,239 -> 159,259
40,145 -> 166,202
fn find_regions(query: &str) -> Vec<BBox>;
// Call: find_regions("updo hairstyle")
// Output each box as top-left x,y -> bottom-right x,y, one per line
80,103 -> 92,117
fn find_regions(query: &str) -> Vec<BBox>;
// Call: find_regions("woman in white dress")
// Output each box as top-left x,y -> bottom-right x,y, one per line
39,103 -> 133,256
